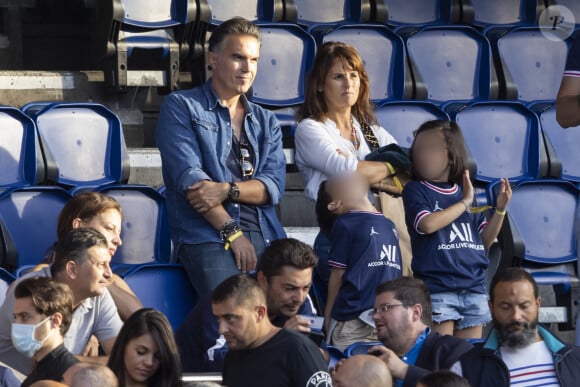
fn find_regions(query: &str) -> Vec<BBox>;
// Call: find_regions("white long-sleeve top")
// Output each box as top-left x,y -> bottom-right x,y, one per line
295,117 -> 397,201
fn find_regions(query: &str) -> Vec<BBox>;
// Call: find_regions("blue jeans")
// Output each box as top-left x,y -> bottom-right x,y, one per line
178,231 -> 267,298
431,291 -> 491,329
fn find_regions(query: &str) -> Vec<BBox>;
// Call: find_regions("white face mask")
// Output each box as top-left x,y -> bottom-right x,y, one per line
11,316 -> 53,358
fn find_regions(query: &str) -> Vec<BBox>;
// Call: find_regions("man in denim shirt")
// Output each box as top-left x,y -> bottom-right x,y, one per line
155,17 -> 286,297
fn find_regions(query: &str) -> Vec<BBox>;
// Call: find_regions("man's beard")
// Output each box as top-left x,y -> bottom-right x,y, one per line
494,318 -> 539,349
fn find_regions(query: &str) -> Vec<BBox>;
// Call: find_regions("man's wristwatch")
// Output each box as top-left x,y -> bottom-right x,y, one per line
227,182 -> 240,201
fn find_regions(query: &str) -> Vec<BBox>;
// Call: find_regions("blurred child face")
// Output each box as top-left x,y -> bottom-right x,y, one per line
327,173 -> 370,214
412,129 -> 450,182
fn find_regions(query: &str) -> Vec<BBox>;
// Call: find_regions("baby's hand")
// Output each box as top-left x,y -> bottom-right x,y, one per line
496,178 -> 512,211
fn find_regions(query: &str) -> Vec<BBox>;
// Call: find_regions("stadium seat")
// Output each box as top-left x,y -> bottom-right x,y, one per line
0,186 -> 71,272
495,179 -> 579,330
376,0 -> 459,27
0,107 -> 44,188
0,268 -> 14,307
321,344 -> 346,369
453,101 -> 544,183
291,0 -> 373,26
374,101 -> 449,148
406,25 -> 497,102
97,185 -> 171,265
251,23 -> 316,107
495,27 -> 570,102
344,341 -> 383,357
28,102 -> 130,188
460,0 -> 545,28
321,24 -> 411,103
531,103 -> 580,182
96,0 -> 206,90
121,263 -> 198,329
206,0 -> 284,24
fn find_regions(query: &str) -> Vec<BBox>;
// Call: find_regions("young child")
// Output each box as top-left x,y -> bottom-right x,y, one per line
402,120 -> 511,339
316,173 -> 402,351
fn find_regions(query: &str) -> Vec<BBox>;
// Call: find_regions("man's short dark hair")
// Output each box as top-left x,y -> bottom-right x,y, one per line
490,267 -> 539,302
376,277 -> 433,326
51,228 -> 108,276
257,238 -> 318,279
208,17 -> 261,53
212,274 -> 266,308
14,277 -> 74,336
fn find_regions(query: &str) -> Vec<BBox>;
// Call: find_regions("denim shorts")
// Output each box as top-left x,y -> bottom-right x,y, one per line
431,291 -> 491,329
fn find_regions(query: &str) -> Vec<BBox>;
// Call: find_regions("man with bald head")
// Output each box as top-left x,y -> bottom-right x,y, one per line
332,355 -> 392,387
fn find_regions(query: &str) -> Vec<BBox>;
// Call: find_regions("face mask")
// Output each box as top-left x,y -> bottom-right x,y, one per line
11,316 -> 52,358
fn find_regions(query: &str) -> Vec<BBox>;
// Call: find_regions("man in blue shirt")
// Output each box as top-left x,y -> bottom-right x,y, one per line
369,277 -> 472,387
155,17 -> 286,297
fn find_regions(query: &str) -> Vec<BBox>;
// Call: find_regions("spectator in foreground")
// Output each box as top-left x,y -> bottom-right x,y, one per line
108,308 -> 182,387
0,229 -> 123,374
316,173 -> 402,350
12,277 -> 78,386
368,277 -> 472,387
156,16 -> 286,297
453,268 -> 580,386
176,238 -> 319,372
331,354 -> 391,387
213,275 -> 331,387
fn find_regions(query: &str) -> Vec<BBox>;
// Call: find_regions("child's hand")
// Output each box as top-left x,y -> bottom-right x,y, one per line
462,170 -> 474,205
496,178 -> 512,211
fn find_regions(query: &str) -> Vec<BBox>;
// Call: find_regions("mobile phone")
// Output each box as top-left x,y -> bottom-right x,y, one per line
298,315 -> 324,332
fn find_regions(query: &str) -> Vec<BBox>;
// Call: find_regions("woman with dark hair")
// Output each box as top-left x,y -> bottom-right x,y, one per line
108,308 -> 182,387
294,41 -> 402,304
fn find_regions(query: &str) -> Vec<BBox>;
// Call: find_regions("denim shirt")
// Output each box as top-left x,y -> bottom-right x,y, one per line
155,80 -> 286,247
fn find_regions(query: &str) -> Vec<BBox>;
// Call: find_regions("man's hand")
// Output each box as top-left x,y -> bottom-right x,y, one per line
368,345 -> 409,380
283,315 -> 312,333
187,181 -> 229,213
82,335 -> 99,357
230,234 -> 257,273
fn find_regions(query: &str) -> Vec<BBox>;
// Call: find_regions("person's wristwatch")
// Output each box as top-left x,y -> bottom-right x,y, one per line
227,182 -> 240,201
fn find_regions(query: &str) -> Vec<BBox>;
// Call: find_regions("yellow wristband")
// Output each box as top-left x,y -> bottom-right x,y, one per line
385,162 -> 403,193
495,208 -> 507,216
224,230 -> 243,250
385,162 -> 396,175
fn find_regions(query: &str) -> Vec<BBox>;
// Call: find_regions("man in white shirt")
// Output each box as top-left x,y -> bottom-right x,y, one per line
452,267 -> 580,387
0,228 -> 122,374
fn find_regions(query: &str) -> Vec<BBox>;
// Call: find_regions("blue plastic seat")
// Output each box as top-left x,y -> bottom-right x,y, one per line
292,0 -> 372,26
29,103 -> 129,188
495,179 -> 579,329
374,101 -> 449,148
379,0 -> 458,27
454,101 -> 543,183
321,344 -> 346,369
535,104 -> 580,182
0,186 -> 71,272
98,0 -> 206,90
97,185 -> 171,265
0,268 -> 14,307
461,0 -> 544,28
251,23 -> 316,107
496,27 -> 570,102
497,180 -> 578,266
321,24 -> 410,103
121,263 -> 198,330
0,107 -> 44,188
344,341 -> 383,357
406,26 -> 496,102
207,0 -> 283,25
